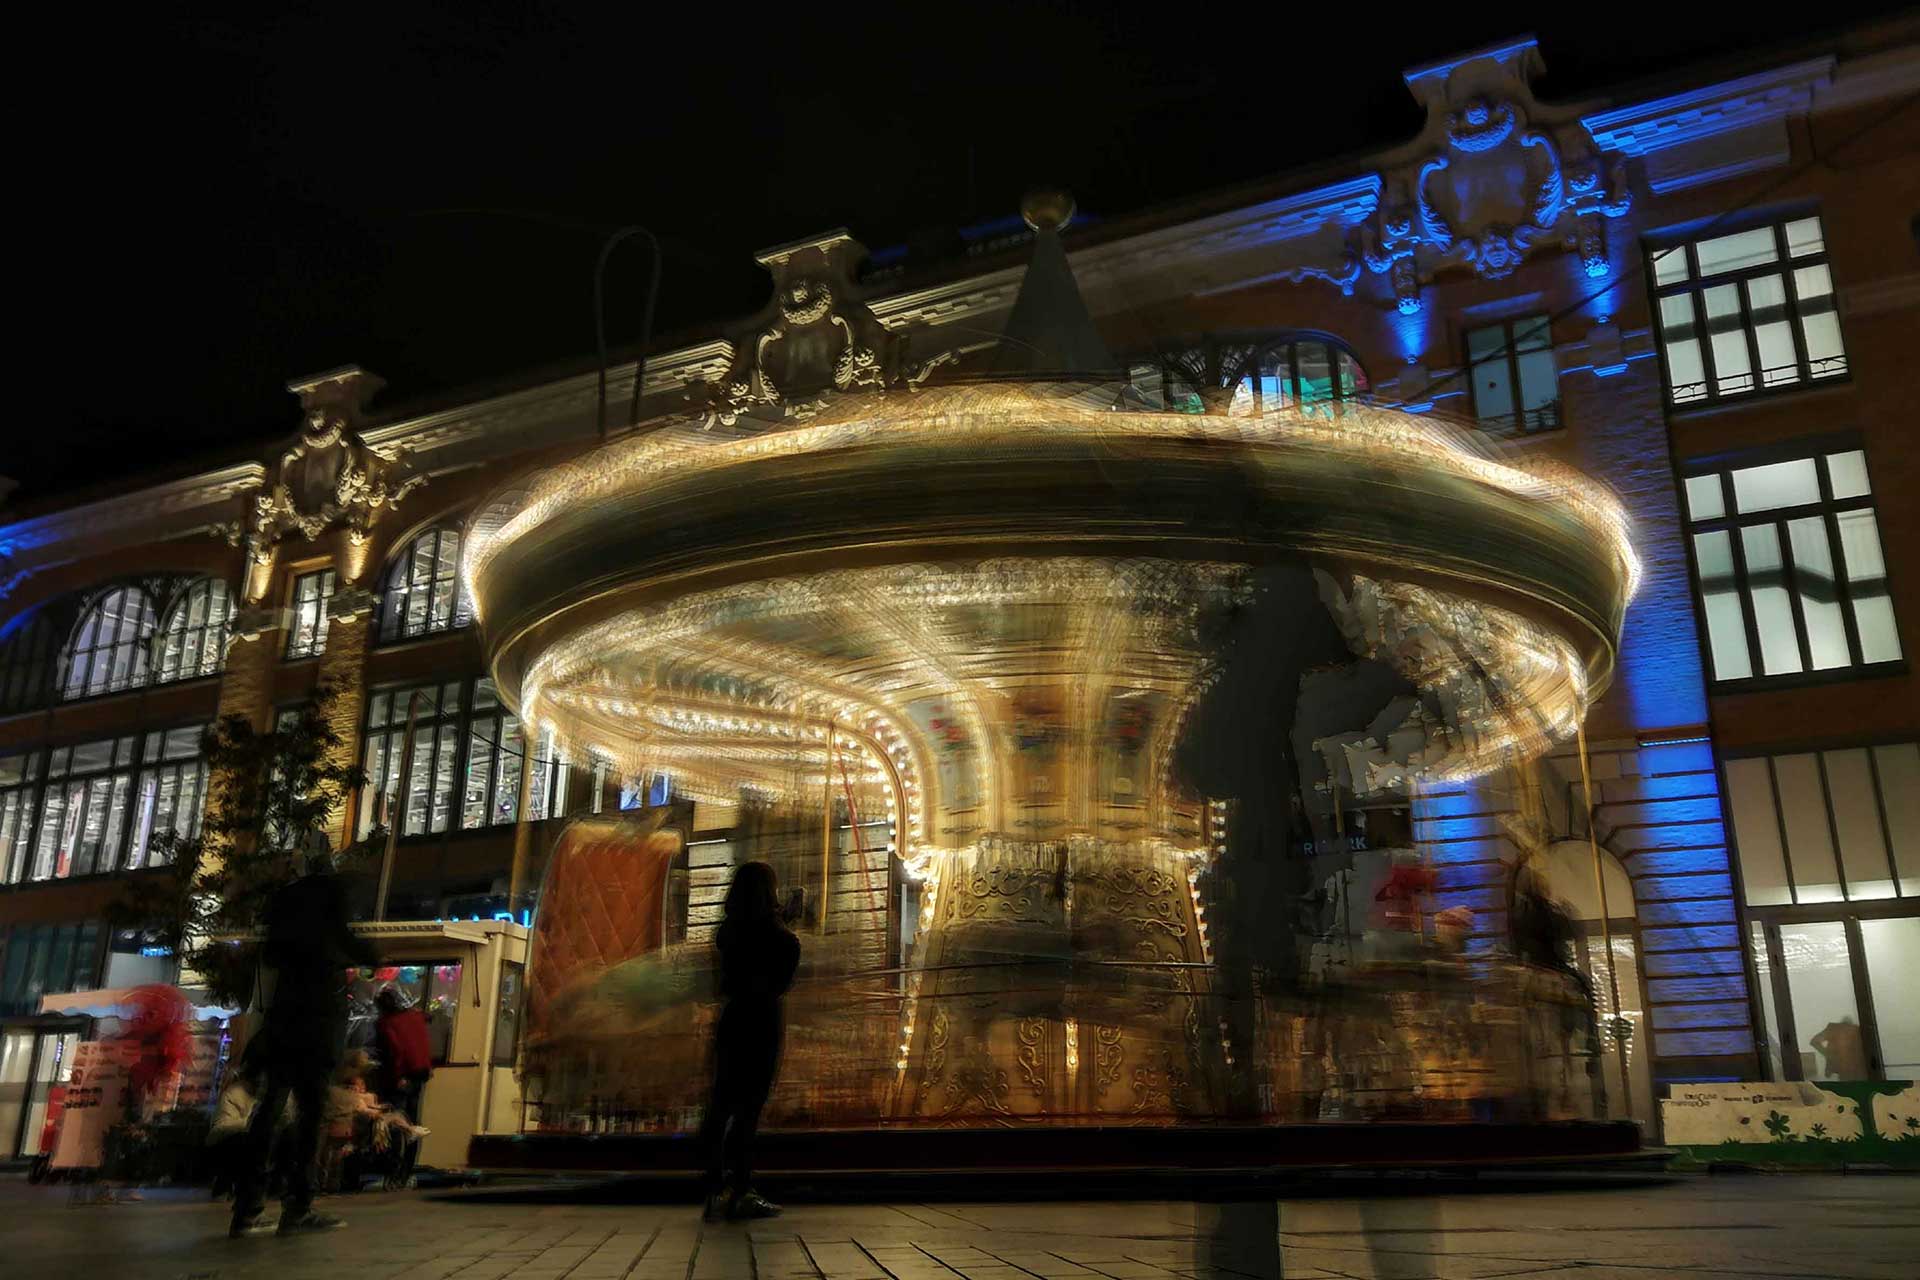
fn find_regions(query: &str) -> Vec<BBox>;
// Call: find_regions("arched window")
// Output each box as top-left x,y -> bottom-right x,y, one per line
378,526 -> 471,644
62,586 -> 157,700
1130,332 -> 1370,417
154,578 -> 233,685
0,611 -> 58,714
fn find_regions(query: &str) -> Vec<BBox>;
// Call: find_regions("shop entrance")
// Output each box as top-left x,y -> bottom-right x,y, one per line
1750,912 -> 1920,1081
0,1025 -> 82,1159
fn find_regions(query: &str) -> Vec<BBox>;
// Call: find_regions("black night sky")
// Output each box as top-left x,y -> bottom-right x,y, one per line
14,4 -> 1908,505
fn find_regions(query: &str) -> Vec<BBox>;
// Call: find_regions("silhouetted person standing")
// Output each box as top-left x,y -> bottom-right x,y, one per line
231,845 -> 377,1238
698,860 -> 800,1220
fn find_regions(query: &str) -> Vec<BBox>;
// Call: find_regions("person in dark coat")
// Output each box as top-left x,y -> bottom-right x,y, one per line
697,860 -> 800,1220
373,987 -> 434,1184
230,843 -> 378,1238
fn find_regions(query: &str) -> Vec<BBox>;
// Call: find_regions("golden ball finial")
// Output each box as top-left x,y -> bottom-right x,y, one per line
1021,188 -> 1076,234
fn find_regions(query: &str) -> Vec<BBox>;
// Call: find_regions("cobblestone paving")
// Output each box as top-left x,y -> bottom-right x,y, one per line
4,1174 -> 1916,1280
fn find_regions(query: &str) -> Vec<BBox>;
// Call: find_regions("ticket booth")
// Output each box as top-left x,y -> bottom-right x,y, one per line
343,920 -> 528,1171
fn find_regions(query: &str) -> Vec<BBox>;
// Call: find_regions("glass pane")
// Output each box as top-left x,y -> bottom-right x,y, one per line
1826,451 -> 1871,500
493,963 -> 524,1067
1836,510 -> 1902,664
1296,344 -> 1333,410
1787,518 -> 1849,670
1703,285 -> 1752,395
1779,922 -> 1862,1080
1776,753 -> 1840,902
1749,922 -> 1786,1081
1822,749 -> 1893,900
463,725 -> 495,829
1747,275 -> 1798,387
425,962 -> 463,1061
1683,474 -> 1725,522
1472,348 -> 1515,420
1784,216 -> 1825,258
1514,347 -> 1556,414
1651,245 -> 1690,286
1860,918 -> 1920,1079
1791,261 -> 1833,301
1658,295 -> 1705,401
1695,226 -> 1779,275
1740,525 -> 1803,676
496,719 -> 525,827
1725,757 -> 1790,905
1693,531 -> 1752,681
1732,458 -> 1820,514
1873,743 -> 1920,895
431,724 -> 460,833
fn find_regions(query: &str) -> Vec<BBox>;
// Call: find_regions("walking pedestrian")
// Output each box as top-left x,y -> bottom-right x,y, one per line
229,842 -> 378,1238
697,860 -> 800,1221
373,986 -> 434,1184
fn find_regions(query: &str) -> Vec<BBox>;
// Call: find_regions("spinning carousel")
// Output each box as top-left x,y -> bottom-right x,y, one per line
461,198 -> 1639,1146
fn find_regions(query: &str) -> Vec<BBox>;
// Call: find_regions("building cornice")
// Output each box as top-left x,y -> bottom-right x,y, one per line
0,462 -> 266,559
1581,58 -> 1834,192
872,175 -> 1382,332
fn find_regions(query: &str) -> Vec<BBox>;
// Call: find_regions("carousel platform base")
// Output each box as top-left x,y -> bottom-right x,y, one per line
468,1122 -> 1658,1184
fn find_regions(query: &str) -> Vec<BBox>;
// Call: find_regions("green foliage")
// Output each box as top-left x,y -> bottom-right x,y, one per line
106,682 -> 380,1008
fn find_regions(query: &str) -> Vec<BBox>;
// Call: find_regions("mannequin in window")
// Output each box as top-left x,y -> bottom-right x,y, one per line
1809,1017 -> 1868,1080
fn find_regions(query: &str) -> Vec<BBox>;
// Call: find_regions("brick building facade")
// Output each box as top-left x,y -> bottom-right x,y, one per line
3,23 -> 1915,1155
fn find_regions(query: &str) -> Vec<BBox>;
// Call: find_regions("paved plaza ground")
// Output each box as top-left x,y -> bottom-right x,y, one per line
3,1172 -> 1915,1280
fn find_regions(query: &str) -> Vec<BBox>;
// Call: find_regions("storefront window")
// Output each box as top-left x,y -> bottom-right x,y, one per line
347,960 -> 463,1063
493,962 -> 524,1067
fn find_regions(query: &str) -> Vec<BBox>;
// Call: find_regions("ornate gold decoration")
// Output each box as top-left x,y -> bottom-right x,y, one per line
1015,1018 -> 1048,1097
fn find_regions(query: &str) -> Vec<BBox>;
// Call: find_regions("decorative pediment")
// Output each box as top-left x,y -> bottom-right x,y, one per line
687,232 -> 951,429
1315,38 -> 1633,314
222,366 -> 426,566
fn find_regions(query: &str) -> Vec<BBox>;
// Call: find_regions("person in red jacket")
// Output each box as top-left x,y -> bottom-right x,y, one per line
373,988 -> 434,1183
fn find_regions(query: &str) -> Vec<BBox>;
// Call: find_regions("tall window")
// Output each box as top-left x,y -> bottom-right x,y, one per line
378,527 -> 470,644
62,587 -> 156,700
1650,213 -> 1845,406
1465,314 -> 1558,433
1726,743 -> 1920,905
286,569 -> 336,660
1683,446 -> 1901,686
0,729 -> 208,884
0,613 -> 58,715
127,726 -> 210,870
360,681 -> 466,838
30,736 -> 138,881
358,677 -> 570,840
0,752 -> 40,884
154,578 -> 231,685
0,922 -> 103,1018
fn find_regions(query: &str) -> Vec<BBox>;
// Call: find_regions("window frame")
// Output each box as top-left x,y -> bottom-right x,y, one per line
153,577 -> 233,686
376,527 -> 471,646
60,585 -> 157,701
1463,313 -> 1560,434
1648,212 -> 1846,410
357,676 -> 570,843
1679,440 -> 1904,692
0,612 -> 59,716
285,568 -> 337,661
0,724 -> 210,885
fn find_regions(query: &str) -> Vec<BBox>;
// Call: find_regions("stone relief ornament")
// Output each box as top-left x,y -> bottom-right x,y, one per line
1315,40 -> 1634,314
218,367 -> 425,566
689,232 -> 955,429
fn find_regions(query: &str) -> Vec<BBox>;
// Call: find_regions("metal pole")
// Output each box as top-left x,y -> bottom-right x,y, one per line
594,226 -> 662,441
820,723 -> 835,933
1577,719 -> 1634,1120
507,722 -> 538,916
375,690 -> 426,922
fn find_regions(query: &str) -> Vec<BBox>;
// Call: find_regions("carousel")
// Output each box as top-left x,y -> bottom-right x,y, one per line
460,196 -> 1641,1166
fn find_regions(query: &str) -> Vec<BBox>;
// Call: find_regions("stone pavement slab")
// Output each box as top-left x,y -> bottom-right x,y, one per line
2,1174 -> 1916,1280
